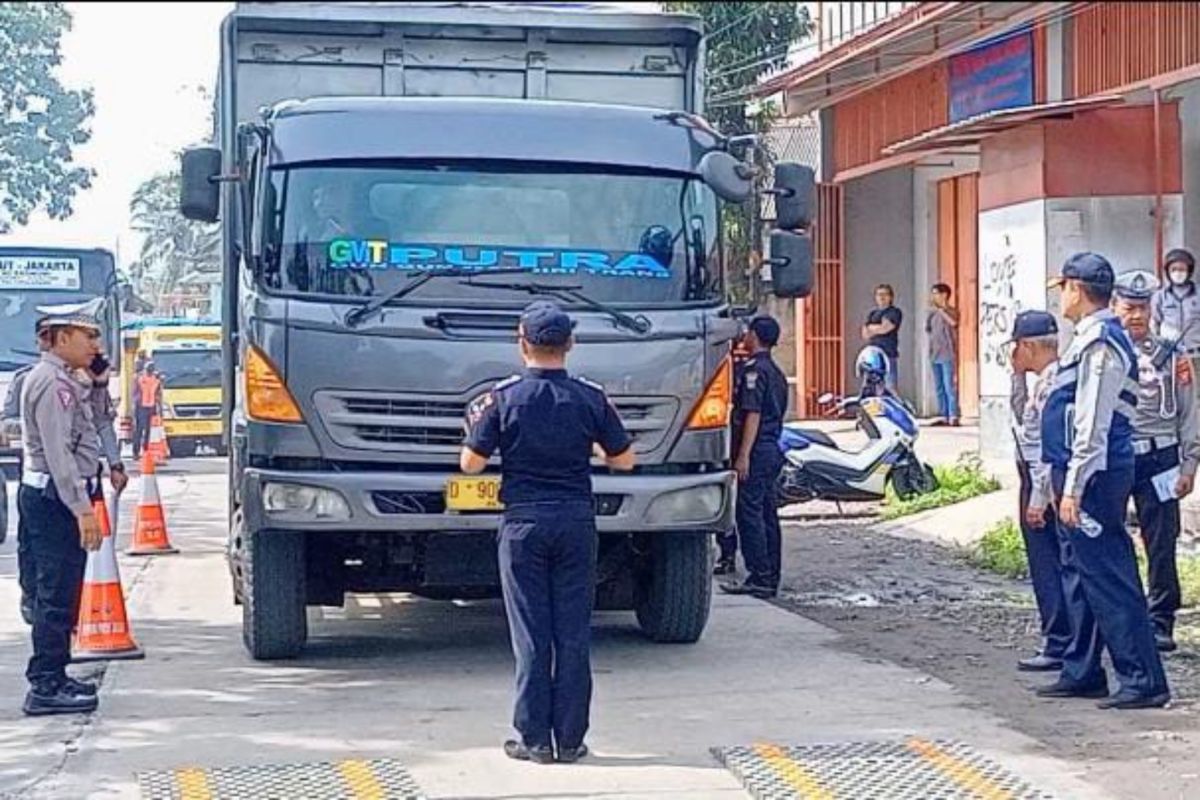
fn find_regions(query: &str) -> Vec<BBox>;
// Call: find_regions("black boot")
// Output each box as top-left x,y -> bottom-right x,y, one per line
23,684 -> 98,717
62,677 -> 98,697
713,557 -> 736,576
1154,620 -> 1177,653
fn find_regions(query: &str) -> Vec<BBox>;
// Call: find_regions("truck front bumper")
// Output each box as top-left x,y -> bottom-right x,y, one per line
240,467 -> 734,535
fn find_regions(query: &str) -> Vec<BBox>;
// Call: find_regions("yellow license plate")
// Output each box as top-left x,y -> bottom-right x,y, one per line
445,476 -> 503,511
165,420 -> 221,436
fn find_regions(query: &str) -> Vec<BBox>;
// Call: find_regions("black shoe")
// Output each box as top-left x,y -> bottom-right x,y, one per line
557,743 -> 589,764
1155,632 -> 1178,653
1018,654 -> 1063,672
23,686 -> 98,717
1097,690 -> 1171,710
713,558 -> 736,577
503,740 -> 554,765
1036,679 -> 1109,699
719,581 -> 776,599
62,677 -> 97,697
20,596 -> 33,626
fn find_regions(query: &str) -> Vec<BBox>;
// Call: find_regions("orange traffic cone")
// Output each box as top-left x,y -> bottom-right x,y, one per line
148,415 -> 168,465
73,491 -> 145,662
128,450 -> 178,555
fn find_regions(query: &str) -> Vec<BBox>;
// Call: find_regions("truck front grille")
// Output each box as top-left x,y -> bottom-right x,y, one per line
173,404 -> 221,419
315,390 -> 678,455
371,490 -> 624,516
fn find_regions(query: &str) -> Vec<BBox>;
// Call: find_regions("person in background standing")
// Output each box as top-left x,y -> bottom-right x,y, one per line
926,283 -> 960,426
1151,248 -> 1200,395
862,284 -> 903,394
132,363 -> 162,459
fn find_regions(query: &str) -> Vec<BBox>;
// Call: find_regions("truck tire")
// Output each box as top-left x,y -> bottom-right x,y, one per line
242,528 -> 307,660
635,532 -> 713,643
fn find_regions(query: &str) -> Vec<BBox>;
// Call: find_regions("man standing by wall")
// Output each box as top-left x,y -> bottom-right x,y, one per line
926,283 -> 960,425
862,284 -> 903,393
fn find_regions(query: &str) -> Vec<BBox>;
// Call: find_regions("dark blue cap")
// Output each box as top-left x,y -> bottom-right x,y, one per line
520,301 -> 575,346
1007,309 -> 1058,343
1050,252 -> 1115,290
748,314 -> 781,347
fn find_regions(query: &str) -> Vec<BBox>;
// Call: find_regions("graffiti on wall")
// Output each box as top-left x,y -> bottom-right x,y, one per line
980,249 -> 1018,373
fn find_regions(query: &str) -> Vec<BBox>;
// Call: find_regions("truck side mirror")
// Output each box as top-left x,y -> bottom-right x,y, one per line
773,163 -> 815,230
698,150 -> 752,203
767,230 -> 813,299
180,146 -> 222,223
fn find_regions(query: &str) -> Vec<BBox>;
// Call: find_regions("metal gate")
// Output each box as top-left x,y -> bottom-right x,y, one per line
795,183 -> 845,417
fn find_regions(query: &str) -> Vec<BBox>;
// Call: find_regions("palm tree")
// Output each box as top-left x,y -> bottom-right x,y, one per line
129,169 -> 220,310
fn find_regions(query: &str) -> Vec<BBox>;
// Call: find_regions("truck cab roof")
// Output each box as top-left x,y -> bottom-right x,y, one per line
266,96 -> 723,173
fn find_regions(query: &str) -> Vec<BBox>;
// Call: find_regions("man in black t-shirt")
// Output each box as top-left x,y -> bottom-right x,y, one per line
861,284 -> 903,392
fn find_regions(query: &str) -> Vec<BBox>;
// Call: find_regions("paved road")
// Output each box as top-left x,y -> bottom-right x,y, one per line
0,461 -> 1115,799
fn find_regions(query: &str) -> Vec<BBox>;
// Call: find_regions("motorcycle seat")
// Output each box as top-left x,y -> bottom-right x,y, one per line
780,427 -> 839,450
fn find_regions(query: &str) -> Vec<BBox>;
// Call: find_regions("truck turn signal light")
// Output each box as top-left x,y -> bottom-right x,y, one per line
685,356 -> 732,430
246,346 -> 304,423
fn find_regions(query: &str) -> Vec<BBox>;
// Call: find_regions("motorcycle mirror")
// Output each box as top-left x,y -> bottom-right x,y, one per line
817,392 -> 835,404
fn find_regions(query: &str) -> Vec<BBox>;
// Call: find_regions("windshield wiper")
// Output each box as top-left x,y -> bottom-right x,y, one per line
0,358 -> 32,371
344,267 -> 527,328
460,279 -> 652,335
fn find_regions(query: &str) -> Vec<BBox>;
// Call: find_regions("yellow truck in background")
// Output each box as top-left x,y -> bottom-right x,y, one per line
120,321 -> 224,458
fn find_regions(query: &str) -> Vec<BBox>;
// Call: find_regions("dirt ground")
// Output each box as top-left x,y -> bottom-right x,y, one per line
771,510 -> 1200,800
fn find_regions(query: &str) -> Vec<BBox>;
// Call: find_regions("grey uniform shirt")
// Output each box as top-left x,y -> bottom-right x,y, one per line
88,381 -> 121,469
1152,283 -> 1200,352
20,352 -> 100,517
1064,310 -> 1135,498
1131,339 -> 1200,477
1011,363 -> 1057,510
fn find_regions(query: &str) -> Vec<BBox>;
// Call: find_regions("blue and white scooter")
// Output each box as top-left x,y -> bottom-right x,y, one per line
776,346 -> 938,506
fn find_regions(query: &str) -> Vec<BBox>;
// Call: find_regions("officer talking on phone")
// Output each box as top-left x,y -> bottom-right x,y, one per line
1112,269 -> 1198,653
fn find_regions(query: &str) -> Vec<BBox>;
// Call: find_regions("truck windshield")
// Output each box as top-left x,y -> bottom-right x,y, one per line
262,164 -> 719,306
152,349 -> 223,390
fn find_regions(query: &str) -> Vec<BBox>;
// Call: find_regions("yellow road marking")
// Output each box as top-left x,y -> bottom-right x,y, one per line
907,738 -> 1015,800
174,768 -> 214,800
337,759 -> 387,800
752,743 -> 838,799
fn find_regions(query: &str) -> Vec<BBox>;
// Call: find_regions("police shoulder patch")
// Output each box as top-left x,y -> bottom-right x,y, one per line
56,386 -> 75,410
494,374 -> 523,391
745,370 -> 759,390
574,375 -> 606,393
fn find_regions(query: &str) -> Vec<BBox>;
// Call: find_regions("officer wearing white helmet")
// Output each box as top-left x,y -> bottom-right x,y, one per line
1113,269 -> 1199,653
18,297 -> 107,716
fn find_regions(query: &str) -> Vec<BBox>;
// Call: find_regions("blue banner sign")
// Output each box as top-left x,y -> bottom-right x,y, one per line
949,28 -> 1034,123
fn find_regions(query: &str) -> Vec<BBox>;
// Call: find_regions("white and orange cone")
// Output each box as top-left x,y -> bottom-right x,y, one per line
148,415 -> 168,466
73,491 -> 145,662
128,450 -> 178,556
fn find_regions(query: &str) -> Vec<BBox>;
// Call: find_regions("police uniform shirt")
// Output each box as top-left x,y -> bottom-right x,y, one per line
1011,363 -> 1057,509
1152,283 -> 1200,352
464,370 -> 633,506
86,377 -> 122,469
1132,341 -> 1200,476
20,352 -> 100,517
733,352 -> 789,450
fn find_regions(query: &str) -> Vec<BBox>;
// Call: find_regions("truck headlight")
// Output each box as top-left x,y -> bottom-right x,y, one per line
262,482 -> 350,521
645,485 -> 724,525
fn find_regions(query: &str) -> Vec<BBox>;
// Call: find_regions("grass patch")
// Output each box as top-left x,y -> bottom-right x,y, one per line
880,452 -> 1001,520
969,515 -> 1200,610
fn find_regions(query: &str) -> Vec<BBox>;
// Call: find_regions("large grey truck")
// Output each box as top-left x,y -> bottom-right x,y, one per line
181,2 -> 813,659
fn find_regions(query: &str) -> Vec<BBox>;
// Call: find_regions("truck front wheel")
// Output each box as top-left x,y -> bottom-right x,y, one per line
242,528 -> 308,660
634,532 -> 713,643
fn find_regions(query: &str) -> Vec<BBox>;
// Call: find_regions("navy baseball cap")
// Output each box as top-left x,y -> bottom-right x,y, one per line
1005,309 -> 1058,344
520,301 -> 575,346
748,315 -> 781,347
1048,252 -> 1115,291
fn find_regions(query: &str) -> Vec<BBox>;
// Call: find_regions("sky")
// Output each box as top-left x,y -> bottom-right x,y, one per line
0,2 -> 233,266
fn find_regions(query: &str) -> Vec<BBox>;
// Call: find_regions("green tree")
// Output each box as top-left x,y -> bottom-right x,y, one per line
661,2 -> 810,303
129,169 -> 220,310
0,3 -> 94,233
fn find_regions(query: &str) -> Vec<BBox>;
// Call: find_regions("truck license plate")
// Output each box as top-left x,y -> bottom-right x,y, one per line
445,476 -> 503,511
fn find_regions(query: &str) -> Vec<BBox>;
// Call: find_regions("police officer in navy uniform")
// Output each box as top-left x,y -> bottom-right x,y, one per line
1007,310 -> 1073,673
1038,253 -> 1170,709
715,332 -> 753,576
1113,269 -> 1198,653
461,301 -> 635,764
720,315 -> 789,599
19,299 -> 108,716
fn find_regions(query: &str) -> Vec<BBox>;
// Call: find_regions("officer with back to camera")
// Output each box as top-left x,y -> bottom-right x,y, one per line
18,299 -> 108,716
460,301 -> 635,765
1112,269 -> 1198,654
1039,253 -> 1170,710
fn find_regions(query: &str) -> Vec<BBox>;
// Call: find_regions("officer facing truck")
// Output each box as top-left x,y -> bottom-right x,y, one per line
460,301 -> 635,765
1113,269 -> 1198,653
1040,253 -> 1169,710
18,299 -> 108,717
